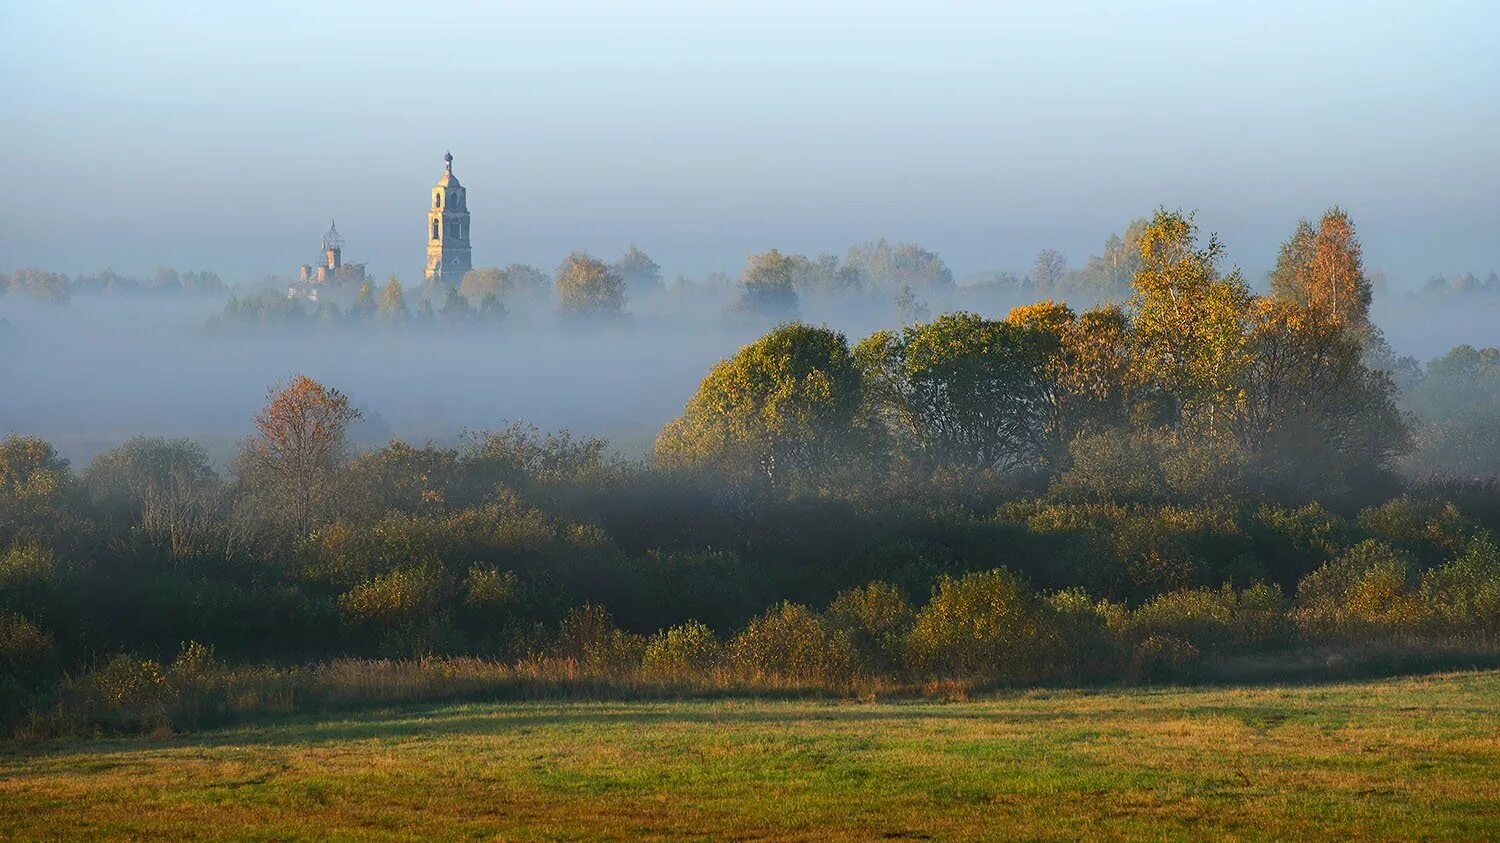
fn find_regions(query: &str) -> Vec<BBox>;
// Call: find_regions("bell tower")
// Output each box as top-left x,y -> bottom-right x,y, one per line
424,151 -> 472,284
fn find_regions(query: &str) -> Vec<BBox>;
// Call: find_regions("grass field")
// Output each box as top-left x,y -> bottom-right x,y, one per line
1,671 -> 1498,841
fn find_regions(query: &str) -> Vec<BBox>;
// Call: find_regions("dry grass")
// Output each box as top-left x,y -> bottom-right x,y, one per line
2,671 -> 1498,840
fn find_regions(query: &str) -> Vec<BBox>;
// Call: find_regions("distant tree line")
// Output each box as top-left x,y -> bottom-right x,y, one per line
0,267 -> 225,304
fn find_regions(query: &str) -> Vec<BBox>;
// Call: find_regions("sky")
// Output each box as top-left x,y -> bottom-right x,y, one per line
2,0 -> 1497,287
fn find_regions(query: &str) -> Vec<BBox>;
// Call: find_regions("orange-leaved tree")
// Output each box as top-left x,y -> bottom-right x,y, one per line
243,375 -> 360,533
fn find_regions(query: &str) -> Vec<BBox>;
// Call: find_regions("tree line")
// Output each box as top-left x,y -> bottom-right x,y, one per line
1,267 -> 225,304
5,207 -> 1500,735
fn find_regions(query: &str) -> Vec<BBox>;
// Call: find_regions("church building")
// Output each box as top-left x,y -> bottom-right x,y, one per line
296,220 -> 366,287
425,151 -> 472,284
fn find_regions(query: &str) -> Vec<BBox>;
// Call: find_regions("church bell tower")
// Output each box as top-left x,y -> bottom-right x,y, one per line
425,151 -> 472,284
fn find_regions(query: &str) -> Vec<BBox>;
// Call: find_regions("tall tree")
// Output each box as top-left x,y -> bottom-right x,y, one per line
1074,219 -> 1147,300
241,376 -> 360,532
350,282 -> 375,320
1128,209 -> 1253,430
461,264 -> 547,313
85,437 -> 220,558
1269,208 -> 1372,330
439,285 -> 473,325
1237,298 -> 1407,498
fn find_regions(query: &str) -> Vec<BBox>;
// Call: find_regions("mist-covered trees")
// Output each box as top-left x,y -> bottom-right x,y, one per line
655,208 -> 1409,503
1018,221 -> 1147,302
556,253 -> 626,319
376,278 -> 408,325
845,239 -> 954,292
2,266 -> 225,302
1075,220 -> 1147,299
612,245 -> 663,299
1030,249 -> 1067,293
1405,345 -> 1500,478
1237,299 -> 1407,497
735,250 -> 800,319
461,264 -> 548,312
656,323 -> 863,484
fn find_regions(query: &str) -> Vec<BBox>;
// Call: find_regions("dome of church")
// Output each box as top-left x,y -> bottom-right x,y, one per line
435,150 -> 461,187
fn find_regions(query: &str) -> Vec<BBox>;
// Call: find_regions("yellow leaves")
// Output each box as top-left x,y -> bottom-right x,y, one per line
1005,300 -> 1075,333
654,324 -> 861,482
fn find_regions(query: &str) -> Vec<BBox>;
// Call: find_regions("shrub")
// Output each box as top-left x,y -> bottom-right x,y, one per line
905,569 -> 1053,679
1129,635 -> 1201,683
463,565 -> 517,609
1046,589 -> 1127,677
169,640 -> 218,683
642,621 -> 721,678
91,654 -> 177,725
1158,431 -> 1247,501
0,612 -> 54,679
1050,429 -> 1165,503
1131,583 -> 1288,654
1419,535 -> 1500,637
339,565 -> 455,657
0,543 -> 57,593
1250,502 -> 1349,586
557,603 -> 645,673
727,602 -> 862,685
825,581 -> 914,670
1356,498 -> 1472,563
1294,540 -> 1419,639
340,564 -> 444,625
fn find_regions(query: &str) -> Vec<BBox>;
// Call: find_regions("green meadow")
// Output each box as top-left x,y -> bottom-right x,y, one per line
2,671 -> 1497,841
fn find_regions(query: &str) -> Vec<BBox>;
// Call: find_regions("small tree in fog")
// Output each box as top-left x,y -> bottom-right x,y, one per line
556,252 -> 626,319
350,282 -> 376,321
376,277 -> 408,325
735,250 -> 799,319
440,285 -> 473,325
612,244 -> 663,298
1030,249 -> 1068,293
242,376 -> 360,532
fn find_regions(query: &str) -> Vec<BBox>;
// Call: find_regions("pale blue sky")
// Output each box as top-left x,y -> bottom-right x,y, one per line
2,0 -> 1496,285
